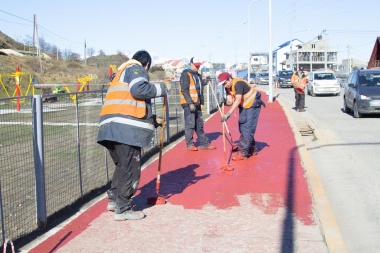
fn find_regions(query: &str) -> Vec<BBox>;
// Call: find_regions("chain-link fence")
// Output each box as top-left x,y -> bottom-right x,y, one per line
0,78 -> 224,245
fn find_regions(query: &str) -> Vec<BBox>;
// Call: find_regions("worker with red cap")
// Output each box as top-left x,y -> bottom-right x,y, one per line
217,72 -> 265,160
179,57 -> 216,151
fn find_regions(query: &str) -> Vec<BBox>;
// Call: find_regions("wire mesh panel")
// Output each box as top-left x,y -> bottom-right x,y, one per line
0,96 -> 37,240
41,93 -> 82,216
77,91 -> 112,195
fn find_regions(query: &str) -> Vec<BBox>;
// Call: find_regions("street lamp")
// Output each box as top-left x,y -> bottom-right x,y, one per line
225,22 -> 246,70
247,0 -> 260,83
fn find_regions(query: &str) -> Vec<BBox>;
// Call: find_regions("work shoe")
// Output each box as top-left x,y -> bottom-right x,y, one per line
232,152 -> 248,161
187,145 -> 198,151
107,190 -> 116,212
200,144 -> 216,150
114,209 -> 145,221
107,200 -> 115,212
249,146 -> 259,156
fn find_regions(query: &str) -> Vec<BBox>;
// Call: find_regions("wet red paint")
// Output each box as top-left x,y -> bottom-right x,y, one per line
137,94 -> 314,225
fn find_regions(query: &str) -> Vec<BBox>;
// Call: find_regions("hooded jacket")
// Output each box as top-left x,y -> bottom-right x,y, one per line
97,59 -> 168,148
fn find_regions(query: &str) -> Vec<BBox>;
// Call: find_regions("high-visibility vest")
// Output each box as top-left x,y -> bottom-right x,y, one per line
100,60 -> 146,118
227,78 -> 256,109
180,72 -> 199,105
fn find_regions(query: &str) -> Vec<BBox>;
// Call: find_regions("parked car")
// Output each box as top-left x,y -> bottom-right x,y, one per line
244,73 -> 257,84
256,72 -> 269,85
343,69 -> 380,118
306,71 -> 340,96
276,70 -> 294,88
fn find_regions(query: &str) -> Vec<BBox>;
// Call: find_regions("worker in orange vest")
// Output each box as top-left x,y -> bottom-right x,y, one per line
291,67 -> 308,112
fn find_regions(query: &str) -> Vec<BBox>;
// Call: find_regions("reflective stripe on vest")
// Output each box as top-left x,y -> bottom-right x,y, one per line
100,63 -> 146,118
180,72 -> 198,104
230,78 -> 256,109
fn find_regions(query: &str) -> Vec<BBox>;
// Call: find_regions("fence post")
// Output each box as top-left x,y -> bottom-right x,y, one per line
32,95 -> 47,228
0,180 -> 6,244
75,92 -> 83,199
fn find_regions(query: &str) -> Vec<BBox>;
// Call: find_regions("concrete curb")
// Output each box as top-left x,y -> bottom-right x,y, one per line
276,96 -> 348,253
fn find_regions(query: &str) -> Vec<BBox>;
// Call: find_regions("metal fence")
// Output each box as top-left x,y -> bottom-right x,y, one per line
0,78 -> 223,245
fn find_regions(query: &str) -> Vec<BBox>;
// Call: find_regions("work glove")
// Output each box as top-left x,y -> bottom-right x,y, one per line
189,104 -> 196,112
221,112 -> 231,122
153,115 -> 163,128
164,82 -> 171,92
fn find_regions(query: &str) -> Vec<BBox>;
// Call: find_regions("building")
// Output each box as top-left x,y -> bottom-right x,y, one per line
367,36 -> 380,69
250,52 -> 269,72
273,39 -> 303,72
285,36 -> 338,72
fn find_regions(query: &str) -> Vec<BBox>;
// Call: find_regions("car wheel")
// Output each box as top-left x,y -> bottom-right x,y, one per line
336,92 -> 340,96
343,97 -> 351,113
311,88 -> 316,97
353,101 -> 362,118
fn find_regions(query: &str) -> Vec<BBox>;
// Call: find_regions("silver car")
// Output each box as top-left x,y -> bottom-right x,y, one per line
307,71 -> 340,96
343,69 -> 380,118
256,72 -> 269,85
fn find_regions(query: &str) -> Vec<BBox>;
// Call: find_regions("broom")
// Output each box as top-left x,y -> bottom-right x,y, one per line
147,95 -> 167,205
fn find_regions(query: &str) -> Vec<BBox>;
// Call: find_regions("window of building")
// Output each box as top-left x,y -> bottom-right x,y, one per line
311,44 -> 315,49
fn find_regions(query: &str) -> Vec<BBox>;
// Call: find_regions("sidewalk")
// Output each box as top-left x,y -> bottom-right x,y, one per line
22,92 -> 342,253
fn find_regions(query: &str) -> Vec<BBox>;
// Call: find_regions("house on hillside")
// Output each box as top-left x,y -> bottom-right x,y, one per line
367,37 -> 380,69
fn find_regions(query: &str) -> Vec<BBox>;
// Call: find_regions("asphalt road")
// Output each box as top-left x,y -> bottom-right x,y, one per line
259,85 -> 380,253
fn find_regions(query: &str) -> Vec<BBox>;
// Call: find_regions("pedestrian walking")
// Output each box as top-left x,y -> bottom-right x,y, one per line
179,57 -> 216,151
291,67 -> 308,112
97,50 -> 171,221
217,72 -> 265,161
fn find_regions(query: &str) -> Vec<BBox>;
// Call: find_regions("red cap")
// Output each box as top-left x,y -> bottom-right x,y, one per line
218,72 -> 231,86
190,57 -> 202,67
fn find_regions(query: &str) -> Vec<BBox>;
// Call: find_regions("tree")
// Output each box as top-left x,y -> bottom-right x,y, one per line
87,47 -> 95,57
98,49 -> 106,56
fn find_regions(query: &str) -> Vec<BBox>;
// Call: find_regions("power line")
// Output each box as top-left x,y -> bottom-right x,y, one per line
0,9 -> 82,44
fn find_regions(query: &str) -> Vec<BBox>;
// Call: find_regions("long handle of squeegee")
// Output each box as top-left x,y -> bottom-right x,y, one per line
208,80 -> 234,143
156,95 -> 166,193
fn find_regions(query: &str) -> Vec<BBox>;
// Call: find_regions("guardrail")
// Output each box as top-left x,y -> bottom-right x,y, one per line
0,79 -> 223,247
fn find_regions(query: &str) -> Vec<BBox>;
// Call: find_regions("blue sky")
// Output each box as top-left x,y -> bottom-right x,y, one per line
0,0 -> 378,65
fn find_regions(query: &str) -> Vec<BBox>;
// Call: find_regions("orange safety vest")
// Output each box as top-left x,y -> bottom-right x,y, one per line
227,78 -> 256,109
291,73 -> 307,94
180,72 -> 199,105
100,61 -> 146,118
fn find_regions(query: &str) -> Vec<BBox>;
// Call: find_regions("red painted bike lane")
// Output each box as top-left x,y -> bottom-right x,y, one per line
28,94 -> 325,253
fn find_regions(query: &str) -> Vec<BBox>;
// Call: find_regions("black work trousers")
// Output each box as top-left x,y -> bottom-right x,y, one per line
104,141 -> 141,214
294,90 -> 305,110
238,106 -> 261,156
183,105 -> 209,148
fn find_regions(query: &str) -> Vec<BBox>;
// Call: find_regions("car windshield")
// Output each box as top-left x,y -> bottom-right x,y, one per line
359,73 -> 380,86
261,73 -> 268,77
314,73 -> 336,80
280,71 -> 293,76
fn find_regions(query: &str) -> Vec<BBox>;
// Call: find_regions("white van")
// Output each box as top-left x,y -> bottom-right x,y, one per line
306,71 -> 340,96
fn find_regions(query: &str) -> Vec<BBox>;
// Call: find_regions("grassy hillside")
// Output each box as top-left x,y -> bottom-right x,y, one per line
0,31 -> 165,98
